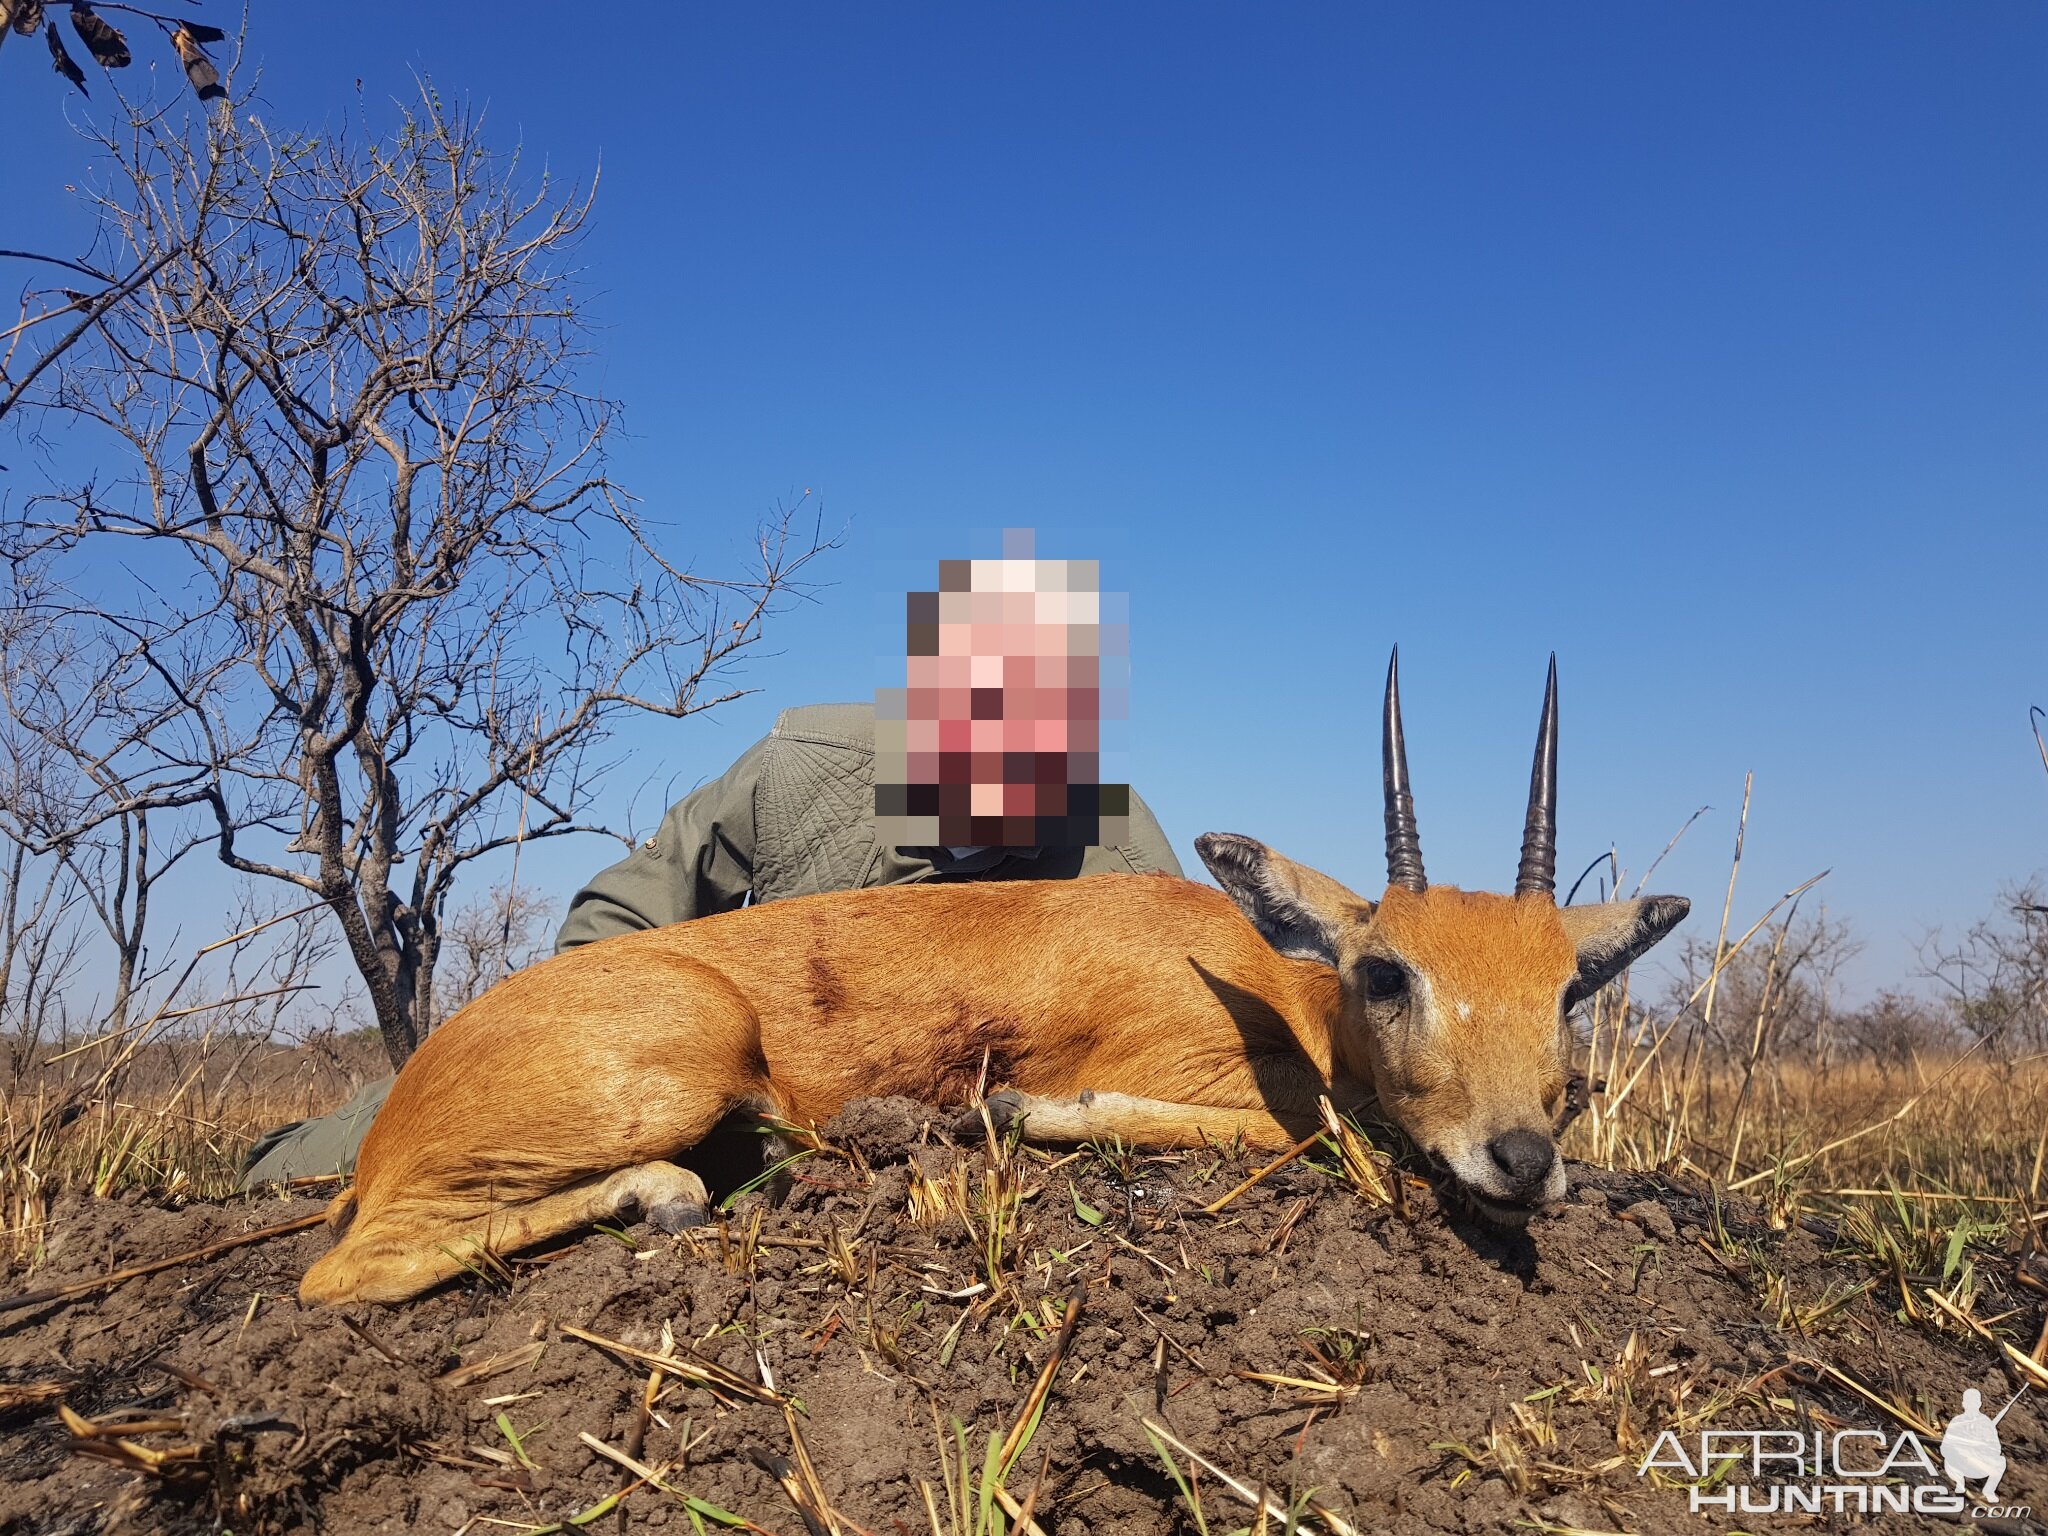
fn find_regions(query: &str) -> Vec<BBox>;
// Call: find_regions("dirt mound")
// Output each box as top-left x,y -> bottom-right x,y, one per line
2,1101 -> 2042,1534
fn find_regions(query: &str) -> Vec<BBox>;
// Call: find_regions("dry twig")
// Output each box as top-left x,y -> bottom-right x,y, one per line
1140,1415 -> 1359,1534
560,1324 -> 782,1406
1200,1131 -> 1323,1216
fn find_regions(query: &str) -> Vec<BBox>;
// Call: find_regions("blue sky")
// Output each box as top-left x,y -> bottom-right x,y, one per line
4,4 -> 2044,1001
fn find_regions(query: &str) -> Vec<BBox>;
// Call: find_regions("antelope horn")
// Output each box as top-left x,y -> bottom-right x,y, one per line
1514,654 -> 1559,898
1382,648 -> 1426,893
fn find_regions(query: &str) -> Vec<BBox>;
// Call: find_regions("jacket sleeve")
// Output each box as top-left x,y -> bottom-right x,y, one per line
554,736 -> 769,952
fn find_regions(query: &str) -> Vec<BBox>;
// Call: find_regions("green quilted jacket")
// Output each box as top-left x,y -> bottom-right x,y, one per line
555,702 -> 1183,950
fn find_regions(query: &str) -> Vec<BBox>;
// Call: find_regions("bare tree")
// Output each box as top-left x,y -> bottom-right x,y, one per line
4,83 -> 829,1067
435,882 -> 556,1026
1662,909 -> 1861,1071
0,825 -> 87,1068
1836,989 -> 1950,1079
0,560 -> 220,1036
1921,882 -> 2048,1057
0,599 -> 94,1063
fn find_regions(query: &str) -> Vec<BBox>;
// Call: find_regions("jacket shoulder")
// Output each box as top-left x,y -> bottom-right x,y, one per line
771,702 -> 876,751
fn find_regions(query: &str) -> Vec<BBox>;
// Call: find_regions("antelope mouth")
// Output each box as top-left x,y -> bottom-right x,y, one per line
1430,1151 -> 1566,1227
1460,1186 -> 1549,1227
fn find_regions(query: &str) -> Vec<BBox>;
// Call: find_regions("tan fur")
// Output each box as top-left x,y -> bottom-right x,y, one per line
301,876 -> 1347,1304
1345,887 -> 1576,1163
301,861 -> 1680,1305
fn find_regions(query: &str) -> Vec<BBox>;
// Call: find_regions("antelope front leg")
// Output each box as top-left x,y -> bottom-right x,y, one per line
960,1088 -> 1319,1153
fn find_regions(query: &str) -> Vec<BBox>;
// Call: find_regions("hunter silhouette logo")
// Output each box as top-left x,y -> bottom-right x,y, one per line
1638,1383 -> 2031,1519
1941,1386 -> 2022,1503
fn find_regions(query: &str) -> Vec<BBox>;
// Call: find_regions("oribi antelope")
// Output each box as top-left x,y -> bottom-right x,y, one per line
300,653 -> 1688,1304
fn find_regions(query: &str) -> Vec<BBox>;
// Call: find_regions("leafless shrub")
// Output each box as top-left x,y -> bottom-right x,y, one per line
0,527 -> 242,1051
3,82 -> 830,1068
434,882 -> 556,1025
0,605 -> 92,1065
1661,909 -> 1861,1073
1921,881 -> 2048,1058
1834,988 -> 1951,1080
0,831 -> 85,1071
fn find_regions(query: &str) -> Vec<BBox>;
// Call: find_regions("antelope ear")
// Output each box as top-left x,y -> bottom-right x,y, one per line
1195,832 -> 1371,967
1558,896 -> 1690,1006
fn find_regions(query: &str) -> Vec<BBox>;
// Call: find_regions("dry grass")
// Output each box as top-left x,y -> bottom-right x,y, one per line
1568,1052 -> 2048,1207
5,998 -> 2046,1280
1,1029 -> 382,1267
1550,774 -> 2048,1260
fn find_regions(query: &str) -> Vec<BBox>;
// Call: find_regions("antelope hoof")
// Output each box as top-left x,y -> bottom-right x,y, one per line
954,1089 -> 1028,1139
649,1198 -> 709,1234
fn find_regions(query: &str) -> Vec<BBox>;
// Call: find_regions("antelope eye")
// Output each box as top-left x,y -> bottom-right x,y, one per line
1361,958 -> 1408,1001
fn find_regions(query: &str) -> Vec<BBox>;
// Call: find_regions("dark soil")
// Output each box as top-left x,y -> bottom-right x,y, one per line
2,1098 -> 2042,1535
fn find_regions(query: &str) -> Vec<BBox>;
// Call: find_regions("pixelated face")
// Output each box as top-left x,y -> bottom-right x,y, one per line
875,532 -> 1130,850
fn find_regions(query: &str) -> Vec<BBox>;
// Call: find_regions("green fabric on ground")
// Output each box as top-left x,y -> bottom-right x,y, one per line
240,1075 -> 395,1187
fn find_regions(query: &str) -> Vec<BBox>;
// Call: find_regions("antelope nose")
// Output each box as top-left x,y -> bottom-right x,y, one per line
1487,1129 -> 1555,1197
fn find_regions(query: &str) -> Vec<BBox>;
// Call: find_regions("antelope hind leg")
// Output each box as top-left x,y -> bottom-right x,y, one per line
300,1159 -> 711,1305
489,1158 -> 711,1244
964,1089 -> 1314,1152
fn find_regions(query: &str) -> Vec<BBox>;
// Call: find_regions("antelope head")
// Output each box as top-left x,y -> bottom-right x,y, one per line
1198,651 -> 1689,1224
